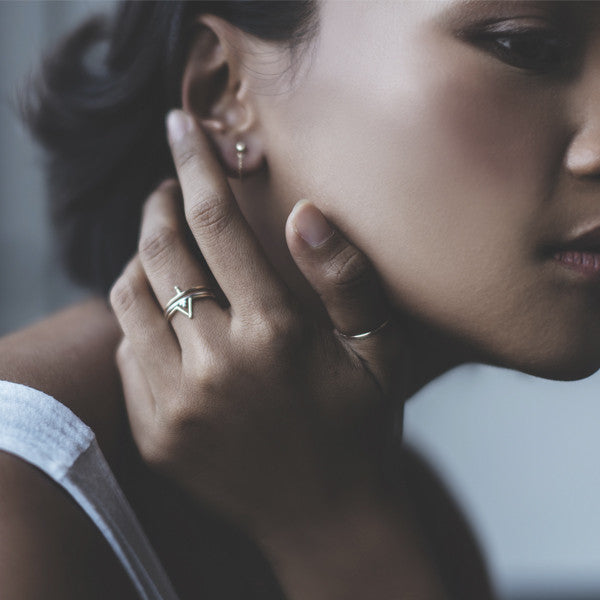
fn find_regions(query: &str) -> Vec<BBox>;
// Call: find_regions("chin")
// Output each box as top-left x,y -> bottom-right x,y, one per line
493,348 -> 600,382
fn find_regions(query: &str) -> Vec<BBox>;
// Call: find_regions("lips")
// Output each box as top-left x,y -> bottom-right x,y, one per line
551,224 -> 600,278
552,250 -> 600,275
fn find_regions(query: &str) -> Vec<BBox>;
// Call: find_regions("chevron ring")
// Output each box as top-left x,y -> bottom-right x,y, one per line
163,286 -> 217,321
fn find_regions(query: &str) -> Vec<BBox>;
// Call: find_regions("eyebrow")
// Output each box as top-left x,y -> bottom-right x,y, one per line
435,0 -> 571,30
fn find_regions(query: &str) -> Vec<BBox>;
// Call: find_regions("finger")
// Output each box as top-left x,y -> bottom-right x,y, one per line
116,339 -> 161,466
165,109 -> 288,319
285,200 -> 390,341
138,178 -> 228,344
109,255 -> 180,390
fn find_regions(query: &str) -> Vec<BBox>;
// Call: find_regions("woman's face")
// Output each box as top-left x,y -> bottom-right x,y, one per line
240,0 -> 600,381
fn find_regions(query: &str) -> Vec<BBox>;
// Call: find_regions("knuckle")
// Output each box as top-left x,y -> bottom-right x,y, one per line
186,189 -> 232,240
137,433 -> 169,469
138,412 -> 181,469
110,272 -> 142,318
162,403 -> 198,439
138,225 -> 178,270
252,309 -> 304,352
325,246 -> 373,295
183,345 -> 221,381
193,368 -> 227,402
127,416 -> 166,468
270,311 -> 303,343
180,359 -> 224,410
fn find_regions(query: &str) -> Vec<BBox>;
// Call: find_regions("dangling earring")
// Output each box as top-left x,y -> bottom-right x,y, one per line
235,141 -> 247,181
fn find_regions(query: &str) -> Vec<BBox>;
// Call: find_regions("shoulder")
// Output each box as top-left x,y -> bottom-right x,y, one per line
0,300 -> 137,598
0,298 -> 126,462
0,450 -> 137,599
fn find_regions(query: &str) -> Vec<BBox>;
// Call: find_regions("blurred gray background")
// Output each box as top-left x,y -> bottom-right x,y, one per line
1,2 -> 599,599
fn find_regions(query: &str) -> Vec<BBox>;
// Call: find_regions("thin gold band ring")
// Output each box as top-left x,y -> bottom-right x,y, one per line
335,318 -> 390,340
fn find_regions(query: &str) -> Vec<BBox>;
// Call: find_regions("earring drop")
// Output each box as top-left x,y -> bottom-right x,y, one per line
235,141 -> 247,181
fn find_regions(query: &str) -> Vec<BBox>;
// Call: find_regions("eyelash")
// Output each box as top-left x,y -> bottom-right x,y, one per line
465,26 -> 574,75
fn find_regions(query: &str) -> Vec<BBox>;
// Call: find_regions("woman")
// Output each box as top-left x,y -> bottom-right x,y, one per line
1,0 -> 599,598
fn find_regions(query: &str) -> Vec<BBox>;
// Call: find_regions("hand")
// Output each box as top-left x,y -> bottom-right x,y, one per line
110,109 -> 409,540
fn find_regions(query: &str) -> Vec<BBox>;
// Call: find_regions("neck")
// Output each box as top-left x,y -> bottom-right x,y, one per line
398,312 -> 478,401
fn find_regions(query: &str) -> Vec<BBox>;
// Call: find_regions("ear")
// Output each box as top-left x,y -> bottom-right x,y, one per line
181,14 -> 265,179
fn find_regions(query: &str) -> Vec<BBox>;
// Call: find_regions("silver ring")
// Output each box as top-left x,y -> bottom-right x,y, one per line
163,286 -> 217,321
335,318 -> 390,340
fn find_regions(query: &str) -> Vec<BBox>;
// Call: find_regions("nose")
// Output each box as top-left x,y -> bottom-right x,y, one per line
565,127 -> 600,178
565,33 -> 600,179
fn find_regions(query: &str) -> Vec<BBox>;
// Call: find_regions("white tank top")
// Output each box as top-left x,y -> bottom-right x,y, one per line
0,380 -> 180,600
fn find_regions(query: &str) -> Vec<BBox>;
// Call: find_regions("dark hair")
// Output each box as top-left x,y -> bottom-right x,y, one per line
16,1 -> 319,294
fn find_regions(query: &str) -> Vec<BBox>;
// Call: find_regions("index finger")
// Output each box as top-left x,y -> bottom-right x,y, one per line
165,109 -> 288,318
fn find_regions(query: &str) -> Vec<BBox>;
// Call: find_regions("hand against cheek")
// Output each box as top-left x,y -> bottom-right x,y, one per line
110,109 -> 408,540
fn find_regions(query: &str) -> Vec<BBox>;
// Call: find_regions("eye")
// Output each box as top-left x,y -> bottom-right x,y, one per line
464,25 -> 574,74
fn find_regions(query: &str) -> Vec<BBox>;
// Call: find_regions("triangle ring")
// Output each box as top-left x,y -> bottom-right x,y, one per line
164,286 -> 217,321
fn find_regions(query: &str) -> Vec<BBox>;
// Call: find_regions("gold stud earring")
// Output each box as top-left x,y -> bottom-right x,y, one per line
235,141 -> 247,181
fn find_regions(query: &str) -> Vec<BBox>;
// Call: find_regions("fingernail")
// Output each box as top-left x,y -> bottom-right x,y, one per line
292,200 -> 334,248
166,109 -> 193,144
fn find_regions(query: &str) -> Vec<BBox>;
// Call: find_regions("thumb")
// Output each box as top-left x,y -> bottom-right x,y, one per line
285,199 -> 390,341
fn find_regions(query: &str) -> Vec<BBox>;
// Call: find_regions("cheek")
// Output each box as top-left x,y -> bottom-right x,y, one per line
264,28 -> 600,376
281,56 -> 556,321
368,67 -> 551,308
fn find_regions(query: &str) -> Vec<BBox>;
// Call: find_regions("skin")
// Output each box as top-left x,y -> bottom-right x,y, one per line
189,0 -> 600,385
111,0 -> 600,596
1,0 -> 600,598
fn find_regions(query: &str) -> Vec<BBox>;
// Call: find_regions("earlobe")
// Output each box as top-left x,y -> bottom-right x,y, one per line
180,15 -> 265,179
